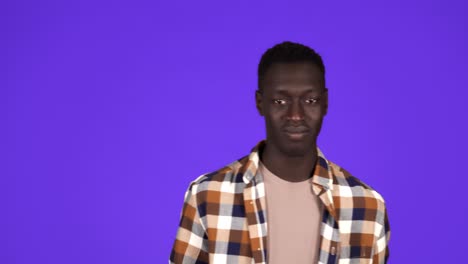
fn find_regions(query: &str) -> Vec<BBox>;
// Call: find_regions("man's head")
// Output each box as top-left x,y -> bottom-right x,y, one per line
256,41 -> 328,157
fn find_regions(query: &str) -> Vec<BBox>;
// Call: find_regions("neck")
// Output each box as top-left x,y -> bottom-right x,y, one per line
260,142 -> 318,182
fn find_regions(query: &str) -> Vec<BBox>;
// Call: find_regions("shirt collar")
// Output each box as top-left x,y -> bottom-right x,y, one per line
241,140 -> 333,190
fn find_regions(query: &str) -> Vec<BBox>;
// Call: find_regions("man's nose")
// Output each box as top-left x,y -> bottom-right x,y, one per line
286,100 -> 305,121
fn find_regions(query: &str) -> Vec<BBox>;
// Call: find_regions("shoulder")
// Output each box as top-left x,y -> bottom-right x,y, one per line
328,161 -> 387,204
186,154 -> 250,195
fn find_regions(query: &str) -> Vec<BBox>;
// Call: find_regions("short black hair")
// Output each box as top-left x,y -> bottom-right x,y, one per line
257,41 -> 325,91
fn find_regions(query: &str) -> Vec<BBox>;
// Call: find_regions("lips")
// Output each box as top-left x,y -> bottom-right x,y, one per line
283,126 -> 309,140
283,126 -> 309,133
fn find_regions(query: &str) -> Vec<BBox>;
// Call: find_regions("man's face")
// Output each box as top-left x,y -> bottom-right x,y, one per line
256,62 -> 328,157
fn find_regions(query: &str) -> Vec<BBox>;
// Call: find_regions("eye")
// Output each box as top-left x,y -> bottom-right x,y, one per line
305,98 -> 319,104
273,99 -> 287,105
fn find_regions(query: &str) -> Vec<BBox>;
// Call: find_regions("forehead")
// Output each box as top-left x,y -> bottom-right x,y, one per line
262,62 -> 324,94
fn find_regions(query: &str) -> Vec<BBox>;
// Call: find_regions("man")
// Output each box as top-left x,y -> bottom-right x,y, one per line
170,41 -> 390,264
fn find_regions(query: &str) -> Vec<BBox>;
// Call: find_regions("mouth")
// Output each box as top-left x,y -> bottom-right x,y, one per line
284,131 -> 308,140
283,127 -> 309,140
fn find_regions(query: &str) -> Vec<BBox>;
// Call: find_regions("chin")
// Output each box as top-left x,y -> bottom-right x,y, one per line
279,143 -> 311,157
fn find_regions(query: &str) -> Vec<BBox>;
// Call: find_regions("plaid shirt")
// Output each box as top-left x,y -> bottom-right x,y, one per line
170,141 -> 390,264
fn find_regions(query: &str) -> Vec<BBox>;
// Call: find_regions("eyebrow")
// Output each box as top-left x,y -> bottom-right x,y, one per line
272,89 -> 322,96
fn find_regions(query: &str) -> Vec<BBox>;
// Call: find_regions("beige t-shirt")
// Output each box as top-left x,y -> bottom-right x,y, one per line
259,161 -> 323,264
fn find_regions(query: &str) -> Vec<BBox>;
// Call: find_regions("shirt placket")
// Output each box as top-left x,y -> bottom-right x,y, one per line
313,183 -> 341,264
243,179 -> 268,264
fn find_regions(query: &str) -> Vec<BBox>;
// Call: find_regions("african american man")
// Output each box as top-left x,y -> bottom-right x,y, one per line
170,41 -> 390,264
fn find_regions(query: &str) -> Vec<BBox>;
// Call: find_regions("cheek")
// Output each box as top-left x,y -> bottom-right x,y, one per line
264,114 -> 284,133
306,108 -> 325,119
265,111 -> 284,125
308,113 -> 323,121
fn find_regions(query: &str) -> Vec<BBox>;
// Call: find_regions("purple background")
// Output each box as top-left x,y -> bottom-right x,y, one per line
4,0 -> 468,263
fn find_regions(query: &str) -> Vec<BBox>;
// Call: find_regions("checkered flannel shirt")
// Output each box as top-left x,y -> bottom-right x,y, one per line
170,140 -> 390,264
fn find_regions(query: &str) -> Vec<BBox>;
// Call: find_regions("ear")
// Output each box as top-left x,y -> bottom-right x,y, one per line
255,90 -> 264,116
323,87 -> 329,116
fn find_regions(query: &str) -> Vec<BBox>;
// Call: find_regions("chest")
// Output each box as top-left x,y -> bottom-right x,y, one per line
201,191 -> 378,264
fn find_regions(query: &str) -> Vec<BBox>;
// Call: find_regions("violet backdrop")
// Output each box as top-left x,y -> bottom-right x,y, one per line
4,0 -> 468,263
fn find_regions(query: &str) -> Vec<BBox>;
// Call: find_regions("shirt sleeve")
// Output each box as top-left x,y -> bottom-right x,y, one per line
169,183 -> 209,264
372,206 -> 391,264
